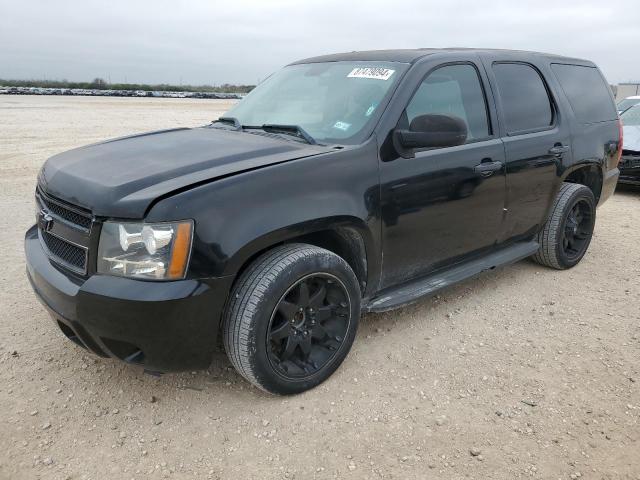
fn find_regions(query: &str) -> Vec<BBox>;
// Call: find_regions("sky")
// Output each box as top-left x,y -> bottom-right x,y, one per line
0,0 -> 638,86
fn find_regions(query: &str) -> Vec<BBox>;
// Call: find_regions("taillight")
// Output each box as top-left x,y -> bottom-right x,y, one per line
617,117 -> 624,164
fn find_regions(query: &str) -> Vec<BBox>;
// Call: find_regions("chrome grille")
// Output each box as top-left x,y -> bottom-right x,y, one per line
41,230 -> 87,272
620,155 -> 640,169
36,188 -> 92,275
37,189 -> 92,229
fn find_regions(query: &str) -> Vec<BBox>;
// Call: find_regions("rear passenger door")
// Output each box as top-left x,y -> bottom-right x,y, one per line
481,56 -> 572,242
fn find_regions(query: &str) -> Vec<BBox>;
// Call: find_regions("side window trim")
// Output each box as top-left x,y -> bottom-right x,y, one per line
401,61 -> 494,146
491,61 -> 558,137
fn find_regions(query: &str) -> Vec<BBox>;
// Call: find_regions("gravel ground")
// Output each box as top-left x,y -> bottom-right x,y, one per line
1,96 -> 639,480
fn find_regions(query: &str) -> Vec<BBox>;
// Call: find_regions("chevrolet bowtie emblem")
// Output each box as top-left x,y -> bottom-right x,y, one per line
38,209 -> 54,232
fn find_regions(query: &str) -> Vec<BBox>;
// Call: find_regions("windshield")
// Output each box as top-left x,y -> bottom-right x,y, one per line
222,61 -> 409,144
621,104 -> 640,126
617,98 -> 640,112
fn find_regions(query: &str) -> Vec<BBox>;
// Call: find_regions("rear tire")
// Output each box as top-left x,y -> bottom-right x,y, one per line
222,244 -> 361,395
532,182 -> 596,269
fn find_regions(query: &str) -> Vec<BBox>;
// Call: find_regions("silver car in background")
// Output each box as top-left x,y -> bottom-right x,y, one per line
619,104 -> 640,185
617,96 -> 640,115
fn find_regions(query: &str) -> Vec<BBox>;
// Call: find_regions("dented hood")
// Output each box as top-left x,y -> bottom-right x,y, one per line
39,126 -> 332,218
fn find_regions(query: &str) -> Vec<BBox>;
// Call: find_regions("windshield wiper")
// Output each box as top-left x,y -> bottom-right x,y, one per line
244,124 -> 317,145
213,116 -> 242,129
213,119 -> 317,145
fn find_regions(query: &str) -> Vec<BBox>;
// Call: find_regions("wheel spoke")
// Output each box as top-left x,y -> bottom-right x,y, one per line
270,322 -> 290,341
277,300 -> 298,320
298,281 -> 310,306
280,336 -> 298,361
309,283 -> 326,309
299,336 -> 312,359
311,323 -> 327,340
315,305 -> 334,322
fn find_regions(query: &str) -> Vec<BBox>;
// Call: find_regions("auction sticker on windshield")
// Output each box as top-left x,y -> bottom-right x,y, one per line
347,67 -> 395,80
333,121 -> 352,131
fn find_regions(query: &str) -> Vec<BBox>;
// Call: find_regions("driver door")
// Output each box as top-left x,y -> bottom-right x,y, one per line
379,60 -> 507,288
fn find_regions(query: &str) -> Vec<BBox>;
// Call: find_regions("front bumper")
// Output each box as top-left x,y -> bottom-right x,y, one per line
618,155 -> 640,185
618,169 -> 640,186
25,225 -> 234,372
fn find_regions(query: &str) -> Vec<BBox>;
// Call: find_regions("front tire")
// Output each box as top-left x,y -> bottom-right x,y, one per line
222,244 -> 361,395
532,182 -> 596,269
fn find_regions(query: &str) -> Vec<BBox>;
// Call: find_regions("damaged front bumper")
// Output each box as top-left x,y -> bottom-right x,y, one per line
619,152 -> 640,185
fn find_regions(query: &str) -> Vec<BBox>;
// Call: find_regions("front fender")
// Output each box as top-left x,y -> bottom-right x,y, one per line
223,215 -> 374,286
145,140 -> 382,288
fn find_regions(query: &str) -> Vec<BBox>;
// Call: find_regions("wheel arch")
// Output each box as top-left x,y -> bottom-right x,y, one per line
561,162 -> 604,203
223,216 -> 375,297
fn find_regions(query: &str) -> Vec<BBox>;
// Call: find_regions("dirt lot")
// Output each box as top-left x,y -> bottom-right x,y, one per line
0,95 -> 639,480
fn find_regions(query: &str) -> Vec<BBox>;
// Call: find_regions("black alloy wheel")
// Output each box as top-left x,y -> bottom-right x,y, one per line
223,244 -> 361,395
532,182 -> 596,270
267,273 -> 351,379
561,199 -> 593,261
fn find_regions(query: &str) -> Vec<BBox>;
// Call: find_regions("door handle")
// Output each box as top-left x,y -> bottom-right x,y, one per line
548,144 -> 570,156
473,160 -> 503,177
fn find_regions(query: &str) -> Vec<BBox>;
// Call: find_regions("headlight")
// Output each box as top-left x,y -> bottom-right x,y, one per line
97,220 -> 193,280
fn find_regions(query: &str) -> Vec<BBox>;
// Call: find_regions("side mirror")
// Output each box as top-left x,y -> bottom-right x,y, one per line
394,114 -> 468,158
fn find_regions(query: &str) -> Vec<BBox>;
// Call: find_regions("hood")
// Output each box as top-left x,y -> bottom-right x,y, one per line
623,124 -> 640,153
39,126 -> 333,218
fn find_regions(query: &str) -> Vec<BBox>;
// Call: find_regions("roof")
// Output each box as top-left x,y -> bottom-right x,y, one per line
291,49 -> 439,64
291,48 -> 589,65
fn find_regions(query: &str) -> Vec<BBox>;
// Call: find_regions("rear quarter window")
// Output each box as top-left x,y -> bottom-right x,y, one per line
551,64 -> 617,124
492,62 -> 554,135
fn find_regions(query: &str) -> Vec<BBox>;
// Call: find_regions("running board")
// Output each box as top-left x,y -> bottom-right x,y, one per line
364,241 -> 539,313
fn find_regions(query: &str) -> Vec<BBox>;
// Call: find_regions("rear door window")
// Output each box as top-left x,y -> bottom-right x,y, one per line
492,63 -> 553,134
551,63 -> 617,123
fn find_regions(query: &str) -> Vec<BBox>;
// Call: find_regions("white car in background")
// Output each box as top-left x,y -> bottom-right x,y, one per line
617,96 -> 640,115
619,104 -> 640,185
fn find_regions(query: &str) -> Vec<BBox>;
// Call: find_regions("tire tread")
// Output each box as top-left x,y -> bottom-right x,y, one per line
532,182 -> 594,269
223,244 -> 354,393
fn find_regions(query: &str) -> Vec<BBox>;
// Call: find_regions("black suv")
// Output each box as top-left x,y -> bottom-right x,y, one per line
25,49 -> 621,394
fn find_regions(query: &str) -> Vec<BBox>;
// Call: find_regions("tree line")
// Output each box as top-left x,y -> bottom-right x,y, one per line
0,77 -> 255,93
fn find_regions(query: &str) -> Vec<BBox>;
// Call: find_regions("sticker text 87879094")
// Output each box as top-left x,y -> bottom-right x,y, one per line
347,67 -> 395,81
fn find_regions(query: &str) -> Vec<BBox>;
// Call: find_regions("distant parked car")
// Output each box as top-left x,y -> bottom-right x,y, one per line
619,104 -> 640,185
617,96 -> 640,115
